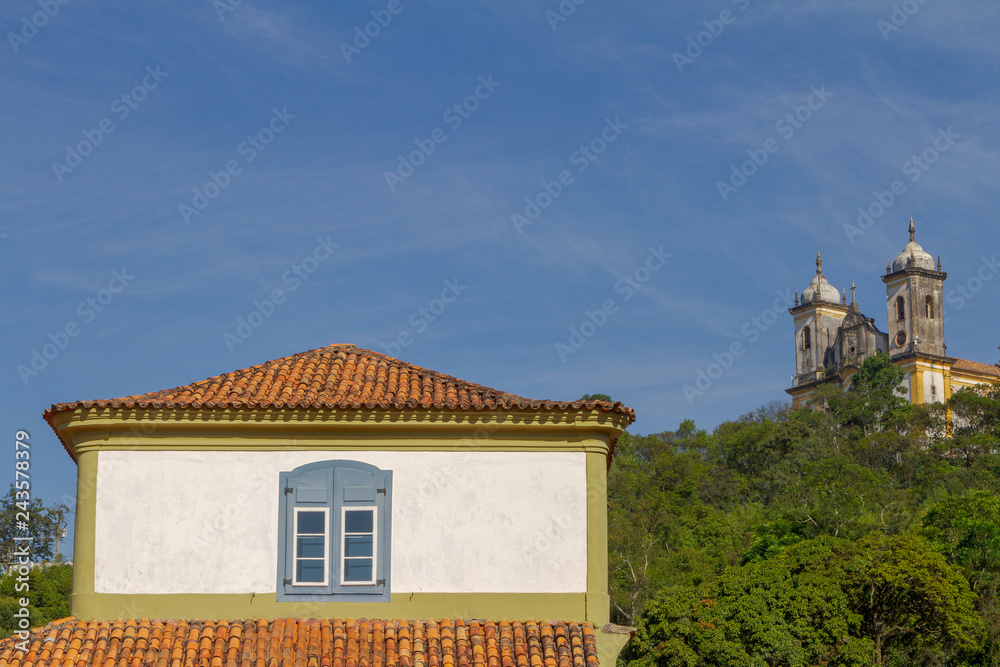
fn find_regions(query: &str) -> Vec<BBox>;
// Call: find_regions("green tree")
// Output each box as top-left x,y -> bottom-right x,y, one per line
612,394 -> 1000,666
0,563 -> 72,637
626,538 -> 871,667
922,491 -> 1000,666
0,485 -> 70,570
608,424 -> 761,625
843,533 -> 985,666
609,431 -> 673,624
580,393 -> 613,403
625,585 -> 750,667
922,490 -> 1000,592
808,353 -> 913,439
945,385 -> 1000,466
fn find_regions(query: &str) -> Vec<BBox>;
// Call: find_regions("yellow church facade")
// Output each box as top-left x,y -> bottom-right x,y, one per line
787,220 -> 1000,407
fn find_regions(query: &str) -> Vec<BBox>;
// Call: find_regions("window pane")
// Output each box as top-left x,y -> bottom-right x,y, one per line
344,558 -> 373,582
297,510 -> 326,535
298,535 -> 325,559
344,509 -> 373,533
344,534 -> 373,558
296,560 -> 325,583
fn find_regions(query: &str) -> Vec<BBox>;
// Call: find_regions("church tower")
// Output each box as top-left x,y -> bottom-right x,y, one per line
789,252 -> 848,385
788,218 -> 998,409
882,219 -> 947,359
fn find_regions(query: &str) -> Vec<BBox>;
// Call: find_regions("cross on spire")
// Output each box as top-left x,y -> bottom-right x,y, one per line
850,283 -> 856,304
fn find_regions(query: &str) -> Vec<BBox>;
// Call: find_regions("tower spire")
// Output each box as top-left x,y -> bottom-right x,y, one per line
816,251 -> 823,275
851,283 -> 856,304
909,217 -> 915,242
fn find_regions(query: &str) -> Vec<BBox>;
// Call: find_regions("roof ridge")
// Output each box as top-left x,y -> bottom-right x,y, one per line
43,343 -> 636,457
350,345 -> 527,398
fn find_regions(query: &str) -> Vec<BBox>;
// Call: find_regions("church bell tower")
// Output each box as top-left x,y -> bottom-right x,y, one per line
882,219 -> 947,359
789,252 -> 848,385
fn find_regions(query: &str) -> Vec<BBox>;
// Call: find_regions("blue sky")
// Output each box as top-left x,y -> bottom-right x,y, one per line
3,1 -> 1000,554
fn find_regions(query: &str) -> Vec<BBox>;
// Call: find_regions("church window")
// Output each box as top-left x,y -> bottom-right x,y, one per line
925,295 -> 934,319
895,296 -> 905,321
803,326 -> 811,350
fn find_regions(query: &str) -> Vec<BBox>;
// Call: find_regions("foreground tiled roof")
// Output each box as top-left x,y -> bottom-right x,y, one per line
953,358 -> 1000,379
45,343 -> 635,421
0,617 -> 600,667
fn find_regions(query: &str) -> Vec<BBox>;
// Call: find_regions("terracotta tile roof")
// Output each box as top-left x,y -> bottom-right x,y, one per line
0,617 -> 600,667
952,358 -> 1000,379
44,343 -> 635,421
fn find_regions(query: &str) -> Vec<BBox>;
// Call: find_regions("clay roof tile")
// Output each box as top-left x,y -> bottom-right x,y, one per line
44,344 -> 634,461
952,358 -> 1000,379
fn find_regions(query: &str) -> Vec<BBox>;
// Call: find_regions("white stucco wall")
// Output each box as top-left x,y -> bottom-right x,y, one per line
94,450 -> 588,595
923,370 -> 944,403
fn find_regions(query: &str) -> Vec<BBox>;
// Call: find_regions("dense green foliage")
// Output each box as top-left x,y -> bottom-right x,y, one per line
0,486 -> 75,639
0,564 -> 72,638
612,355 -> 1000,666
0,485 -> 71,569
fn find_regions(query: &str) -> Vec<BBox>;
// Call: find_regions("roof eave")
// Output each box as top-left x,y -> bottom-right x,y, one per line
50,404 -> 634,463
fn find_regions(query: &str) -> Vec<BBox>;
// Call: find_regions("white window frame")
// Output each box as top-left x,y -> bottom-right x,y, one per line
292,506 -> 329,587
340,505 -> 377,586
277,460 -> 392,602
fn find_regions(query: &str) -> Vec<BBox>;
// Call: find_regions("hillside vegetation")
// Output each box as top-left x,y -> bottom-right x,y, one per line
610,354 -> 1000,667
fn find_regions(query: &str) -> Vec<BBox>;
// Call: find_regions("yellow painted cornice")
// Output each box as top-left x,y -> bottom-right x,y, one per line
51,406 -> 630,461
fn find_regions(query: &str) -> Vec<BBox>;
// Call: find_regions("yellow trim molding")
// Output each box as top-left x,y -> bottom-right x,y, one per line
52,406 -> 629,462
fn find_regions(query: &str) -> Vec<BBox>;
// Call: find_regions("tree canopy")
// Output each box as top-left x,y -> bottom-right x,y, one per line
613,372 -> 1000,666
0,485 -> 70,571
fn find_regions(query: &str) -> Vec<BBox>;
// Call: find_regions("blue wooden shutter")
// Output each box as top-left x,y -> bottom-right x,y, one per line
279,468 -> 334,596
333,466 -> 391,596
